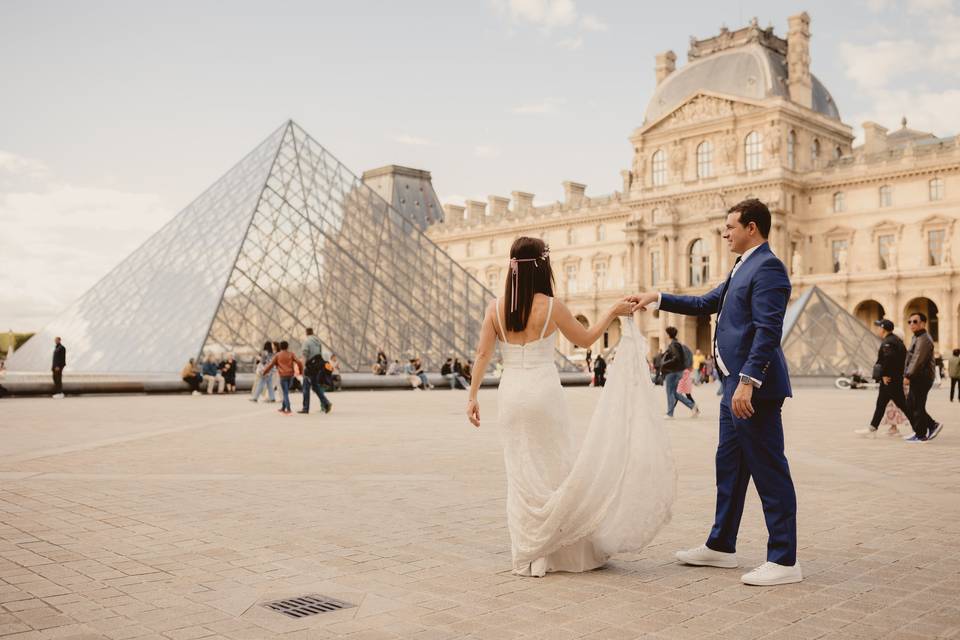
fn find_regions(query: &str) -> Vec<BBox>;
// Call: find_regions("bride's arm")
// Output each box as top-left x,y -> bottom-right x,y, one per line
553,298 -> 634,349
466,300 -> 498,427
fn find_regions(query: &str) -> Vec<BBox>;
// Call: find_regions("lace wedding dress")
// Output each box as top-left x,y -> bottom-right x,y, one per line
494,297 -> 676,576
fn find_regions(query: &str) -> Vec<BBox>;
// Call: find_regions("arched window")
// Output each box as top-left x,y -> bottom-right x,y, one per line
744,131 -> 762,171
688,239 -> 709,287
596,224 -> 606,241
695,140 -> 713,178
811,138 -> 820,168
651,150 -> 667,186
879,185 -> 892,208
930,177 -> 945,201
786,130 -> 797,169
833,145 -> 843,160
486,270 -> 499,290
833,191 -> 846,213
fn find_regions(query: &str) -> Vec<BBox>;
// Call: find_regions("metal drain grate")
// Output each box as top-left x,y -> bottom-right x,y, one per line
263,594 -> 355,619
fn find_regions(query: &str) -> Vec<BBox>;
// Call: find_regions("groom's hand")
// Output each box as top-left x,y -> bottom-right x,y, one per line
732,383 -> 755,419
627,291 -> 659,312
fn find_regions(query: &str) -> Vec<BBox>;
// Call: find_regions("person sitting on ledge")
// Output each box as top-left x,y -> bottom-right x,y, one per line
181,358 -> 202,395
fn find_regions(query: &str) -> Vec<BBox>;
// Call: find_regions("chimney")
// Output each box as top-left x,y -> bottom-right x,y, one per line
862,121 -> 889,155
488,195 -> 510,217
443,203 -> 465,222
787,12 -> 812,109
655,50 -> 676,86
511,191 -> 535,214
466,200 -> 487,221
562,181 -> 586,208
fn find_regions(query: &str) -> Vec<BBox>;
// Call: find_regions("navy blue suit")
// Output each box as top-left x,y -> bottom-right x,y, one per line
660,242 -> 797,566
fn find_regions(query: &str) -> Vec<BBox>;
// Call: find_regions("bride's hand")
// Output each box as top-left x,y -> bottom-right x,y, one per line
611,299 -> 635,317
466,398 -> 481,427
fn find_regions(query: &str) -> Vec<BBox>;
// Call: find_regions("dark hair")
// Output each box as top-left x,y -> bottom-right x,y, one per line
306,327 -> 314,336
910,312 -> 927,323
666,326 -> 678,339
728,199 -> 771,238
262,341 -> 273,353
505,236 -> 554,332
280,340 -> 289,350
953,349 -> 959,356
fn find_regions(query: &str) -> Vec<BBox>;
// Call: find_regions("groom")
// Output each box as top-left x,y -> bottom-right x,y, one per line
629,199 -> 800,586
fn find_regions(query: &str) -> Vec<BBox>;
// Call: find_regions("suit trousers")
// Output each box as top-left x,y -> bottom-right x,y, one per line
870,379 -> 909,428
907,376 -> 935,439
706,376 -> 797,566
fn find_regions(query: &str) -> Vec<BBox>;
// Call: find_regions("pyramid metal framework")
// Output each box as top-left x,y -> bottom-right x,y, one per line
781,285 -> 881,377
10,121 -> 575,374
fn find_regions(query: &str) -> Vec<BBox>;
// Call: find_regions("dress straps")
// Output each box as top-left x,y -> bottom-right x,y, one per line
494,298 -> 507,341
539,297 -> 554,340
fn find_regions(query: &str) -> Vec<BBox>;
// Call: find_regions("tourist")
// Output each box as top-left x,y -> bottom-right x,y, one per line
857,319 -> 907,437
404,359 -> 422,390
903,312 -> 943,442
413,357 -> 432,389
300,327 -> 332,414
462,360 -> 473,385
660,326 -> 699,419
585,348 -> 593,373
262,340 -> 303,415
386,359 -> 401,375
329,354 -> 342,391
201,355 -> 224,394
593,352 -> 607,387
373,347 -> 388,375
51,336 -> 66,398
250,341 -> 276,403
221,354 -> 237,393
949,349 -> 960,402
441,358 -> 456,389
180,358 -> 202,395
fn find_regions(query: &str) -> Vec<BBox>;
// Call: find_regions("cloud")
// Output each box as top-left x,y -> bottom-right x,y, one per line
0,151 -> 170,330
474,145 -> 501,159
491,0 -> 605,49
391,133 -> 433,146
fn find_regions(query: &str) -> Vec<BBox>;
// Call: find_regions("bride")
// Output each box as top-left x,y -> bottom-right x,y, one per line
466,236 -> 676,577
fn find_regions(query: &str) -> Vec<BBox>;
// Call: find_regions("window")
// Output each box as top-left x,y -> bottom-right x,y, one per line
652,150 -> 667,186
593,262 -> 608,289
488,238 -> 495,254
744,131 -> 762,171
688,239 -> 709,287
696,140 -> 713,178
787,130 -> 796,169
486,270 -> 499,289
929,229 -> 946,266
596,224 -> 606,241
831,239 -> 848,273
833,145 -> 842,160
650,250 -> 661,286
811,138 -> 820,168
565,264 -> 578,293
930,177 -> 945,201
878,234 -> 894,270
567,228 -> 575,245
833,192 -> 846,213
879,185 -> 892,208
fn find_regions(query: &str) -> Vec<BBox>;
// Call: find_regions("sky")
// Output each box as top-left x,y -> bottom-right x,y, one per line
1,0 -> 958,331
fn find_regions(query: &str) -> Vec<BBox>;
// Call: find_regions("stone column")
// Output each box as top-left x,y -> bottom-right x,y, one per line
942,288 -> 955,350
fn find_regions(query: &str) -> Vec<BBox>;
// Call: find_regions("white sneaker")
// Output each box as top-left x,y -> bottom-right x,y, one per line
663,414 -> 674,420
51,393 -> 65,399
741,561 -> 803,586
854,427 -> 878,437
675,544 -> 738,568
192,390 -> 202,396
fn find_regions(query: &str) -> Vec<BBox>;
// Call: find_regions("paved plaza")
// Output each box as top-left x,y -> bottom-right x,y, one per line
0,385 -> 958,640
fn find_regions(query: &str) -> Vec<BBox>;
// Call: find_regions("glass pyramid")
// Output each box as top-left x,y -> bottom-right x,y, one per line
9,121 -> 577,374
781,286 -> 881,377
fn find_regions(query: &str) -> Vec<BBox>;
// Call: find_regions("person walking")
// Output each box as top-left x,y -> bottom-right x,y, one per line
660,327 -> 699,418
51,336 -> 66,398
593,352 -> 607,387
250,341 -> 276,403
857,319 -> 909,437
262,341 -> 303,415
300,328 -> 332,414
181,358 -> 202,395
903,312 -> 943,442
948,349 -> 960,402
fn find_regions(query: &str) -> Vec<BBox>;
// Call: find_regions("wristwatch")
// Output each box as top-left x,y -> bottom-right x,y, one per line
739,374 -> 757,387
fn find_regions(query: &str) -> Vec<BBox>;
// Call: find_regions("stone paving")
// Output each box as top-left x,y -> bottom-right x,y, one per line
0,384 -> 958,640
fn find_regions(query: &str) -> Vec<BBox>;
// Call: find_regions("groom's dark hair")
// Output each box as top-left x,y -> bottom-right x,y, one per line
728,199 -> 771,238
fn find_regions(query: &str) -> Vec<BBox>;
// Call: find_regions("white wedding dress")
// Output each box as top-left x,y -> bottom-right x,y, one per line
494,297 -> 676,576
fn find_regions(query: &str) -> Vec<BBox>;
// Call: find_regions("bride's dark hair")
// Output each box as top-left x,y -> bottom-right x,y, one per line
505,236 -> 554,332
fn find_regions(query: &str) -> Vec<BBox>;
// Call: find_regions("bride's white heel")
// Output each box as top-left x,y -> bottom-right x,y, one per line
512,557 -> 547,578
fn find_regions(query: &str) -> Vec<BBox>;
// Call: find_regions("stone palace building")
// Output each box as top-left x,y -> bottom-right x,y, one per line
426,13 -> 959,362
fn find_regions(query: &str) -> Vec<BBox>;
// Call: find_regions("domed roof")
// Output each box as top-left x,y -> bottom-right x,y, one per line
644,45 -> 840,124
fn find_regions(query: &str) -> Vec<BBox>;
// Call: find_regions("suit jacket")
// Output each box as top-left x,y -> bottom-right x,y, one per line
659,242 -> 792,399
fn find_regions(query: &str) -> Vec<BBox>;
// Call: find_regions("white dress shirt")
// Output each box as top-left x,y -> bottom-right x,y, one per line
654,243 -> 764,385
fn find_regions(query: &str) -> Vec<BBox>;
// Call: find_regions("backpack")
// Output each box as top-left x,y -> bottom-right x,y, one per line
305,354 -> 329,382
682,343 -> 693,369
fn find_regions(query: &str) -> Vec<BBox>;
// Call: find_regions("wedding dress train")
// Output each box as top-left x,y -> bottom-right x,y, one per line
495,298 -> 676,576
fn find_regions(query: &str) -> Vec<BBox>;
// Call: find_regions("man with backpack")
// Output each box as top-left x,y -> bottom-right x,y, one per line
661,326 -> 700,419
300,327 -> 333,415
